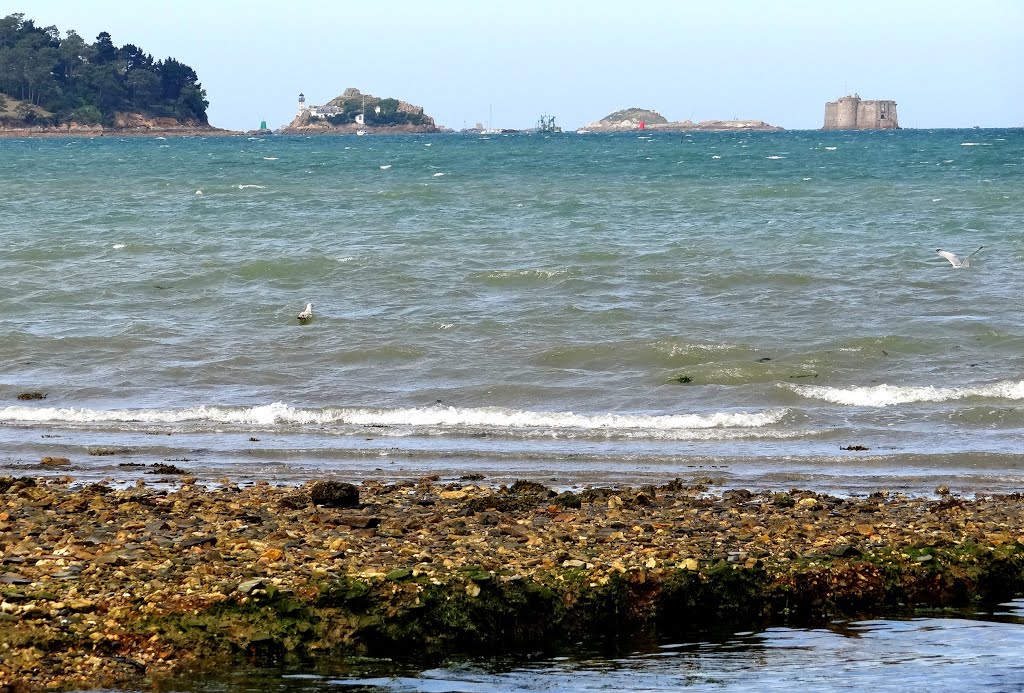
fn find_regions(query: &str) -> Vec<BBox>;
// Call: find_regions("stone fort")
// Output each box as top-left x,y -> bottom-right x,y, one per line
823,94 -> 899,130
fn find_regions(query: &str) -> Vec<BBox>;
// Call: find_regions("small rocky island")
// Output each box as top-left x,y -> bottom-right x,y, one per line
280,88 -> 442,135
583,107 -> 782,132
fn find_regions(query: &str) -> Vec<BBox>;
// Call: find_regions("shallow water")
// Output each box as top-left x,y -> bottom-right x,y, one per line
1,130 -> 1024,493
175,601 -> 1024,692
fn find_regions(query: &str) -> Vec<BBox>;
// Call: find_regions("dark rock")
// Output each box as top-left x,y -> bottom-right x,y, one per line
279,493 -> 311,510
336,513 -> 381,529
147,463 -> 189,475
509,480 -> 551,496
477,511 -> 502,526
772,492 -> 795,508
179,535 -> 218,549
723,489 -> 752,502
0,574 -> 31,585
553,491 -> 582,509
308,480 -> 359,508
88,446 -> 133,456
829,544 -> 862,558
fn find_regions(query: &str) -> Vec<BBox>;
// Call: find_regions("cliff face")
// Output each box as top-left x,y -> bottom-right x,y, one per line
0,94 -> 234,137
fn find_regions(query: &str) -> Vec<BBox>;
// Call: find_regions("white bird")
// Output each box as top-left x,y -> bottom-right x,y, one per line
297,303 -> 313,322
936,246 -> 983,268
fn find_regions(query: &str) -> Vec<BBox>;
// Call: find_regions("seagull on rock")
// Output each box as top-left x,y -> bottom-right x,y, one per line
936,246 -> 983,268
297,303 -> 313,323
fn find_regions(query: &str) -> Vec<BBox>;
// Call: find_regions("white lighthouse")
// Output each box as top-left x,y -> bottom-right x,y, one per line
297,92 -> 306,117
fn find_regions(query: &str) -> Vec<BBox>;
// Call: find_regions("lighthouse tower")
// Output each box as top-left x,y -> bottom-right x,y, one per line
297,93 -> 306,117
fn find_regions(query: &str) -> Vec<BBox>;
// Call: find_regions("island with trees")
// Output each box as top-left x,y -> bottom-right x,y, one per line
0,12 -> 231,136
281,87 -> 442,134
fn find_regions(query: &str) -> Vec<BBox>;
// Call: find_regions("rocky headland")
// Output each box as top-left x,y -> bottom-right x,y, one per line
584,107 -> 783,132
2,475 -> 1023,690
0,111 -> 238,138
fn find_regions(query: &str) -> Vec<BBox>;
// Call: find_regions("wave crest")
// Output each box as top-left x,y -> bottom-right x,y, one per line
788,380 -> 1024,406
0,402 -> 789,433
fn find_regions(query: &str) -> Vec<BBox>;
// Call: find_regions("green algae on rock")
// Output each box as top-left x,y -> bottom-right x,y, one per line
2,477 -> 1024,690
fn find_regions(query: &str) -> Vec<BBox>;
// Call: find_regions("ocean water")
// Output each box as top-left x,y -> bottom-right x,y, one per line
182,600 -> 1024,692
1,129 -> 1023,493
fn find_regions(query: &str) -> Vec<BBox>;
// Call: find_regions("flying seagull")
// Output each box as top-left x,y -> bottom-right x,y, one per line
936,246 -> 983,268
297,303 -> 313,323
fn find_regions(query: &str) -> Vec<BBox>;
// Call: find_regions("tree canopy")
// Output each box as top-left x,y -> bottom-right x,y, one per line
0,13 -> 208,126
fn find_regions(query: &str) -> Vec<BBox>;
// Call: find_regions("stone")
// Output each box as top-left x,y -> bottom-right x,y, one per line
308,481 -> 359,508
336,513 -> 381,529
829,544 -> 862,558
236,578 -> 264,594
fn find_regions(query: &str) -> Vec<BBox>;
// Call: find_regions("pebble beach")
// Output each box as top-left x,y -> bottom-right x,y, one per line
2,474 -> 1024,691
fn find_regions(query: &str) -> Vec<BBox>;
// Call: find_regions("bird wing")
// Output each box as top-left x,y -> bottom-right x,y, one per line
936,250 -> 961,267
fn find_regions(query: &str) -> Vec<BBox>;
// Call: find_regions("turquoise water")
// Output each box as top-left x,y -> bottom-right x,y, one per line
1,129 -> 1023,493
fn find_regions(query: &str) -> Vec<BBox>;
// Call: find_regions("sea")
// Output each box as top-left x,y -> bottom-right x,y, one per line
3,128 -> 1024,690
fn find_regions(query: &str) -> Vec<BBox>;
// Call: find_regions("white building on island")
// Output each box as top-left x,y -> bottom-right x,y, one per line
297,93 -> 344,119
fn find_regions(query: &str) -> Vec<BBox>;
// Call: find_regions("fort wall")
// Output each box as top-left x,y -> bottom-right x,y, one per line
822,94 -> 899,130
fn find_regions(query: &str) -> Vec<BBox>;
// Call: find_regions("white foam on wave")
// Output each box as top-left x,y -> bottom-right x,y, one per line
112,243 -> 126,249
0,402 -> 789,432
788,380 -> 1024,406
485,268 -> 570,280
238,184 -> 266,190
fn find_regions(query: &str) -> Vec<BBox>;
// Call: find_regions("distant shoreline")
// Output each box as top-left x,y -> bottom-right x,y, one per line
0,125 -> 241,139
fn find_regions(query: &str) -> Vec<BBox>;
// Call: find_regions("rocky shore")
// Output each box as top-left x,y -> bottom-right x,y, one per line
0,125 -> 239,139
2,475 -> 1023,691
0,114 -> 238,139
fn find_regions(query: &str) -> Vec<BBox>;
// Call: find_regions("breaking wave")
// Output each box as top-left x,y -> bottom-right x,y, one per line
0,402 -> 789,435
787,380 -> 1024,406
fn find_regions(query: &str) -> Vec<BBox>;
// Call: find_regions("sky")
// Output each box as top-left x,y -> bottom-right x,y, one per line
8,0 -> 1024,131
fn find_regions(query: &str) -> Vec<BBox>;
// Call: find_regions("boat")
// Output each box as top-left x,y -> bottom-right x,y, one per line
479,104 -> 502,134
536,114 -> 562,134
576,128 -> 591,134
355,96 -> 368,135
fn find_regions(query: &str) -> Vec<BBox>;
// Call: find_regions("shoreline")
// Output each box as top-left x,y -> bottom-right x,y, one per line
2,476 -> 1023,690
0,126 -> 241,139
